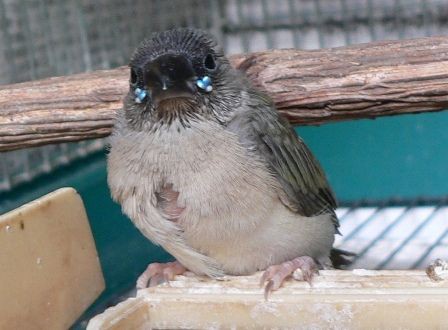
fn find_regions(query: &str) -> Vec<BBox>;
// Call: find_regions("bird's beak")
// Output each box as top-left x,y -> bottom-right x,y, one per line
144,54 -> 197,107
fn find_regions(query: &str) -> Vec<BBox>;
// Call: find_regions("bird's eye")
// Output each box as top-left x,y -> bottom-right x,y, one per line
130,68 -> 138,85
204,53 -> 216,71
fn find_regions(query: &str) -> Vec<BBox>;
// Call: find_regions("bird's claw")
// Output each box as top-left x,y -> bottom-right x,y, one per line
260,256 -> 319,300
264,280 -> 274,300
136,261 -> 187,289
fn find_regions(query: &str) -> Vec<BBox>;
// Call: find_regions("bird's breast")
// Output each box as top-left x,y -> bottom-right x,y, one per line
111,119 -> 280,236
159,122 -> 279,230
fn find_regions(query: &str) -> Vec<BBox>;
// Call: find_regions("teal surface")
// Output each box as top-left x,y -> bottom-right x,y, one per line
1,111 -> 447,325
299,111 -> 448,201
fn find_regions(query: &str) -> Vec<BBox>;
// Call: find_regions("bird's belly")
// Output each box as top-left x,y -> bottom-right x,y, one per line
174,151 -> 279,245
181,197 -> 336,275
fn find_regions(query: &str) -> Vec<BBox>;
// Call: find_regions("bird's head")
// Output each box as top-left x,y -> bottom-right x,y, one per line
124,28 -> 241,130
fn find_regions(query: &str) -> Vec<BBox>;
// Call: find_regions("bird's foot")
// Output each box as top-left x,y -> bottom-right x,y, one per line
136,261 -> 187,289
260,256 -> 319,299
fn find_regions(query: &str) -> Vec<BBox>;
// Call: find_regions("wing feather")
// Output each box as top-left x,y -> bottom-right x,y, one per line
227,90 -> 339,229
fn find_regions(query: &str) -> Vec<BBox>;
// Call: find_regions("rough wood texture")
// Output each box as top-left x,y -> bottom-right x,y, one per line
1,36 -> 448,151
87,269 -> 448,329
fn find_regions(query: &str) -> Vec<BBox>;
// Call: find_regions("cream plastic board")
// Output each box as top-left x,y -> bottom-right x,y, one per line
0,187 -> 105,330
88,269 -> 448,329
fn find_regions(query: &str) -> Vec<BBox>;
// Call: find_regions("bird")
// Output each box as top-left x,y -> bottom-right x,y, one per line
107,28 -> 351,298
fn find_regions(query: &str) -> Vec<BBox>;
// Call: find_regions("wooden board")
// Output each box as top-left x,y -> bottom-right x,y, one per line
0,188 -> 105,330
88,269 -> 448,329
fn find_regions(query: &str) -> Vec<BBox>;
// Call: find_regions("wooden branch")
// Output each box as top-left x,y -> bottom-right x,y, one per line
2,36 -> 448,151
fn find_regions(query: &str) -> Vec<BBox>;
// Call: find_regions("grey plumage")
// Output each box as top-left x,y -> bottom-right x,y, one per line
107,28 -> 343,284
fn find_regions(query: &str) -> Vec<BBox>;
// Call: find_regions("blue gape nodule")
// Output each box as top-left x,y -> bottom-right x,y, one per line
134,76 -> 212,104
134,88 -> 147,104
196,76 -> 213,92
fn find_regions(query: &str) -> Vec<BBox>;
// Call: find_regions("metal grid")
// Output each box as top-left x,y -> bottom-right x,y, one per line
336,198 -> 448,269
2,0 -> 448,84
222,0 -> 448,52
0,0 -> 216,84
0,139 -> 105,192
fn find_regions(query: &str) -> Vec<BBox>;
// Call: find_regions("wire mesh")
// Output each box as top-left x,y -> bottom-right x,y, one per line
2,0 -> 448,85
335,198 -> 448,270
0,0 -> 219,84
0,139 -> 105,192
221,0 -> 448,52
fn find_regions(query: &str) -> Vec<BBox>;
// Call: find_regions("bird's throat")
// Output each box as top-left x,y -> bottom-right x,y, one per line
154,97 -> 200,126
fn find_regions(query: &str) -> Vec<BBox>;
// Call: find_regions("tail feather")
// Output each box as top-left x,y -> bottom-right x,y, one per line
330,248 -> 356,269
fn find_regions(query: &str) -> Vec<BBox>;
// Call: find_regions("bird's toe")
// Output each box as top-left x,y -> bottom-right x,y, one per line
136,261 -> 187,289
260,256 -> 319,299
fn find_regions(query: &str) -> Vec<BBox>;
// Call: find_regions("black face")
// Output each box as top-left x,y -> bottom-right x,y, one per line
143,54 -> 197,106
129,29 -> 221,109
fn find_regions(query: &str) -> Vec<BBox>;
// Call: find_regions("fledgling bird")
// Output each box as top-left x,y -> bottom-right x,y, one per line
107,28 -> 349,297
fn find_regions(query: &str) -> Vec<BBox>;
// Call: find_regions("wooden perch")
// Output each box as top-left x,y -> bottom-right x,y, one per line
87,270 -> 448,329
1,36 -> 448,151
